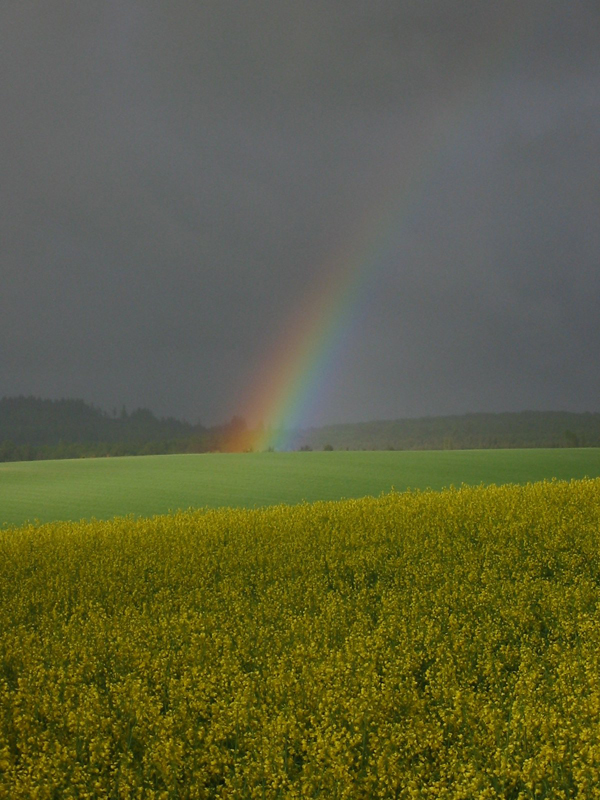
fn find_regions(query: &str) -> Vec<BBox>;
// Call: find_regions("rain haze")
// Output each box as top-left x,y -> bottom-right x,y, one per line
2,1 -> 599,427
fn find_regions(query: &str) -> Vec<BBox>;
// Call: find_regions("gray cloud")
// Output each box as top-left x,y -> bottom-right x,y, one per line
1,1 -> 599,425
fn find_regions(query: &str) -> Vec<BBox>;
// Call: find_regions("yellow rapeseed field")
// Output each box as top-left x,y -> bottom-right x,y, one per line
1,479 -> 600,799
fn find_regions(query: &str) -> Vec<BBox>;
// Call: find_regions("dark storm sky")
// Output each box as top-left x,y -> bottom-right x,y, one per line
2,1 -> 599,426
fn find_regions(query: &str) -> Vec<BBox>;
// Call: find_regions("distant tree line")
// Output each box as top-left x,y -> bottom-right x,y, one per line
0,398 -> 599,462
294,411 -> 600,452
0,397 -> 246,462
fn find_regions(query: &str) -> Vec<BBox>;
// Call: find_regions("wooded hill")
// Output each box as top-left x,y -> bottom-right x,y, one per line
0,397 -> 194,446
0,397 -> 599,461
0,397 -> 201,461
295,411 -> 600,451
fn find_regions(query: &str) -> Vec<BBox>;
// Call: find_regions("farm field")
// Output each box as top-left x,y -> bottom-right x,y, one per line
1,447 -> 600,527
1,479 -> 600,798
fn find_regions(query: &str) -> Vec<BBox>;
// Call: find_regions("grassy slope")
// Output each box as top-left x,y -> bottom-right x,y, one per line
1,448 -> 599,527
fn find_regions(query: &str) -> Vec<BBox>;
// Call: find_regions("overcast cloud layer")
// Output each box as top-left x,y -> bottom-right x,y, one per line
2,1 -> 599,425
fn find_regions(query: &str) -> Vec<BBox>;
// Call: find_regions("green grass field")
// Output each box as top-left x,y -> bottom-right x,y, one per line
1,448 -> 599,527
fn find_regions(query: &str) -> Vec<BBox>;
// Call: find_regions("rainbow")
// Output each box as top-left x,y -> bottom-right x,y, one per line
228,198 -> 404,452
225,139 -> 431,453
227,16 -> 536,452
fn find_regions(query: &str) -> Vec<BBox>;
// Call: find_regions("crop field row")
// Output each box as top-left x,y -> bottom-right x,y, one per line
1,448 -> 599,526
1,479 -> 600,798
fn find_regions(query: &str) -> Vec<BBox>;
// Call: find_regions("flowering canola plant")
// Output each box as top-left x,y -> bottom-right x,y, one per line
1,479 -> 600,799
